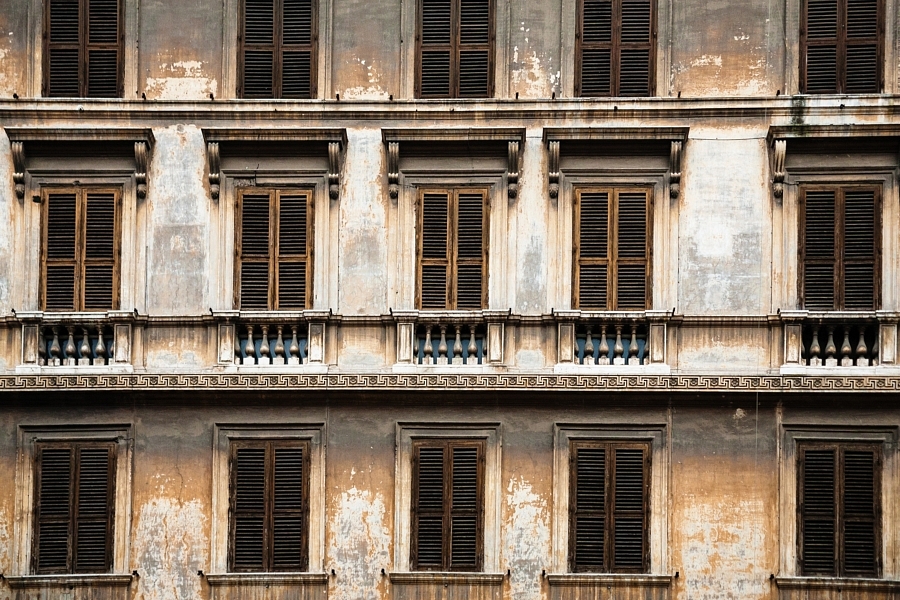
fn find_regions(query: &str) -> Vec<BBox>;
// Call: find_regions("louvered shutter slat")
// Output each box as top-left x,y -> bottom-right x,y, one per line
807,0 -> 838,37
618,49 -> 650,96
458,50 -> 490,97
843,190 -> 876,310
74,447 -> 113,573
283,0 -> 312,44
450,447 -> 479,569
240,194 -> 271,309
573,447 -> 605,571
243,51 -> 275,98
612,448 -> 645,570
36,447 -> 73,573
806,46 -> 838,92
582,0 -> 612,42
86,50 -> 119,97
282,51 -> 312,98
233,447 -> 266,571
579,192 -> 609,258
456,193 -> 484,310
49,50 -> 81,97
421,193 -> 450,308
47,0 -> 80,97
45,193 -> 77,311
579,0 -> 612,96
581,49 -> 612,96
843,450 -> 877,575
415,447 -> 445,569
803,190 -> 836,309
86,0 -> 120,97
616,192 -> 648,310
277,195 -> 308,309
421,52 -> 452,97
88,0 -> 118,43
420,0 -> 452,97
801,449 -> 836,575
272,447 -> 305,570
847,0 -> 877,37
84,193 -> 116,310
579,265 -> 608,309
846,45 -> 878,93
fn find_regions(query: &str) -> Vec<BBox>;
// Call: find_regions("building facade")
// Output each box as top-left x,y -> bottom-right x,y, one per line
0,0 -> 897,599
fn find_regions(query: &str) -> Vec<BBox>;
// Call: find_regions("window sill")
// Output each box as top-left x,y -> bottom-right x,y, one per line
774,577 -> 900,592
546,574 -> 673,587
205,573 -> 329,586
5,574 -> 135,588
387,572 -> 505,585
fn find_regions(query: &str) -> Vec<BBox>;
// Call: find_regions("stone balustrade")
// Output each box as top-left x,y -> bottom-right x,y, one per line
417,322 -> 486,365
556,311 -> 670,369
215,311 -> 328,368
782,311 -> 900,370
17,312 -> 134,370
393,310 -> 506,367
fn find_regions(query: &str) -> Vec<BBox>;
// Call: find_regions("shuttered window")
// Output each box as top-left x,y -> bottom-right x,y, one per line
799,185 -> 880,311
44,0 -> 123,97
576,0 -> 655,97
236,189 -> 313,310
798,443 -> 881,577
229,440 -> 310,572
569,441 -> 650,573
411,440 -> 484,571
33,442 -> 116,574
417,0 -> 494,98
418,188 -> 488,310
42,187 -> 120,312
239,0 -> 318,98
802,0 -> 882,93
574,187 -> 651,310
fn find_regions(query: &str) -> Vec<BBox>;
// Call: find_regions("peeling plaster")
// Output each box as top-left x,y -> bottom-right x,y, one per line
340,58 -> 389,100
511,46 -> 555,98
503,478 -> 550,600
145,61 -> 218,100
328,487 -> 391,600
0,507 -> 11,574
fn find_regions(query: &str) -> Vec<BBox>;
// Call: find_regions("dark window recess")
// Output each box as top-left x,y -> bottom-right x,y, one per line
33,442 -> 116,574
799,186 -> 880,310
43,187 -> 119,311
577,0 -> 654,97
236,189 -> 313,310
418,189 -> 488,310
230,440 -> 310,572
411,440 -> 484,571
574,187 -> 651,310
569,441 -> 650,573
802,0 -> 882,93
44,0 -> 123,97
417,0 -> 493,98
798,443 -> 881,577
240,0 -> 317,98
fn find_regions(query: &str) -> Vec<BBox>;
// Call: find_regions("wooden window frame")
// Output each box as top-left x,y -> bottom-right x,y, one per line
42,0 -> 125,98
228,439 -> 311,573
797,441 -> 883,578
410,439 -> 485,572
567,440 -> 650,574
575,0 -> 657,97
415,0 -> 496,99
41,186 -> 122,312
800,0 -> 884,94
234,188 -> 314,310
32,441 -> 117,575
573,186 -> 652,310
237,0 -> 319,99
416,187 -> 489,310
798,184 -> 882,311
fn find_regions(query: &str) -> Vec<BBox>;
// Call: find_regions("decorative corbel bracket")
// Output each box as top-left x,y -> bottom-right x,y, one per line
548,140 -> 560,200
507,141 -> 520,200
387,141 -> 400,202
669,141 -> 682,199
134,141 -> 149,200
207,141 -> 221,201
772,138 -> 786,200
11,141 -> 25,200
328,141 -> 342,200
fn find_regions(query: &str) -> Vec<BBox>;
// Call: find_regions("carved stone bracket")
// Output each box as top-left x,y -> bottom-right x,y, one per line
207,141 -> 221,201
387,142 -> 400,202
669,141 -> 682,199
134,141 -> 149,200
11,141 -> 25,200
772,138 -> 786,200
548,140 -> 560,200
328,142 -> 341,200
507,141 -> 520,200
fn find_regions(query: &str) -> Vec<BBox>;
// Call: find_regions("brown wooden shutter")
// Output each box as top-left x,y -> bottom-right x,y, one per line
242,0 -> 276,97
272,445 -> 308,570
413,445 -> 446,570
843,189 -> 878,310
615,190 -> 649,310
241,0 -> 315,98
419,191 -> 451,309
449,445 -> 480,569
455,191 -> 486,310
803,0 -> 881,93
44,192 -> 78,311
74,446 -> 114,573
35,446 -> 74,573
275,192 -> 311,309
611,446 -> 647,571
85,0 -> 121,97
83,192 -> 117,310
238,192 -> 272,310
232,446 -> 266,571
575,191 -> 609,309
570,445 -> 606,572
458,0 -> 492,97
801,189 -> 837,309
578,0 -> 612,96
419,0 -> 453,97
418,0 -> 492,98
845,0 -> 879,92
800,447 -> 837,575
843,449 -> 878,576
46,0 -> 81,97
577,0 -> 653,97
617,0 -> 652,96
281,0 -> 316,98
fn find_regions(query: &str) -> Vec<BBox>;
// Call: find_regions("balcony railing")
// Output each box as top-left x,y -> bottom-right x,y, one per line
781,311 -> 899,370
393,310 -> 507,367
17,312 -> 135,369
556,311 -> 670,369
417,323 -> 486,365
215,311 -> 328,368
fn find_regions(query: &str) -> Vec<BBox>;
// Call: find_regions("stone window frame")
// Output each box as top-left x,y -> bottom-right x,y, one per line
398,0 -> 511,99
22,0 -> 139,99
391,423 -> 502,574
222,0 -> 333,100
10,424 -> 134,579
777,424 -> 899,582
210,424 -> 327,577
783,0 -> 898,95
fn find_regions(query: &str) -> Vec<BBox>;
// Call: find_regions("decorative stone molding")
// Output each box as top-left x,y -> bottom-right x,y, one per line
392,309 -> 507,367
134,141 -> 149,199
205,573 -> 329,586
548,140 -> 560,199
207,141 -> 221,200
16,311 -> 138,371
772,138 -> 786,199
780,311 -> 898,371
5,574 -> 135,588
11,140 -> 25,200
387,141 -> 400,201
555,310 -> 671,369
328,141 -> 341,199
669,140 -> 682,199
507,140 -> 520,200
213,310 -> 329,368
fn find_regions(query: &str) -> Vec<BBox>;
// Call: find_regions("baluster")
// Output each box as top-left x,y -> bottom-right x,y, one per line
78,328 -> 92,366
243,325 -> 256,365
584,329 -> 595,365
289,325 -> 301,365
598,324 -> 610,366
808,326 -> 822,366
234,334 -> 242,365
94,325 -> 107,366
38,328 -> 47,366
642,327 -> 650,365
49,327 -> 62,366
437,326 -> 449,365
258,325 -> 271,365
824,325 -> 837,367
855,326 -> 869,367
423,326 -> 434,365
482,329 -> 489,363
467,325 -> 478,365
273,326 -> 286,365
840,327 -> 853,367
613,325 -> 626,365
452,326 -> 464,365
871,327 -> 880,366
64,326 -> 77,366
628,324 -> 640,366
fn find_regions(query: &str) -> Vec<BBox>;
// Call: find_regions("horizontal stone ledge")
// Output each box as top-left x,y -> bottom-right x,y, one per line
546,574 -> 673,587
774,576 -> 900,592
5,574 -> 134,588
205,573 -> 329,586
388,572 -> 505,585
